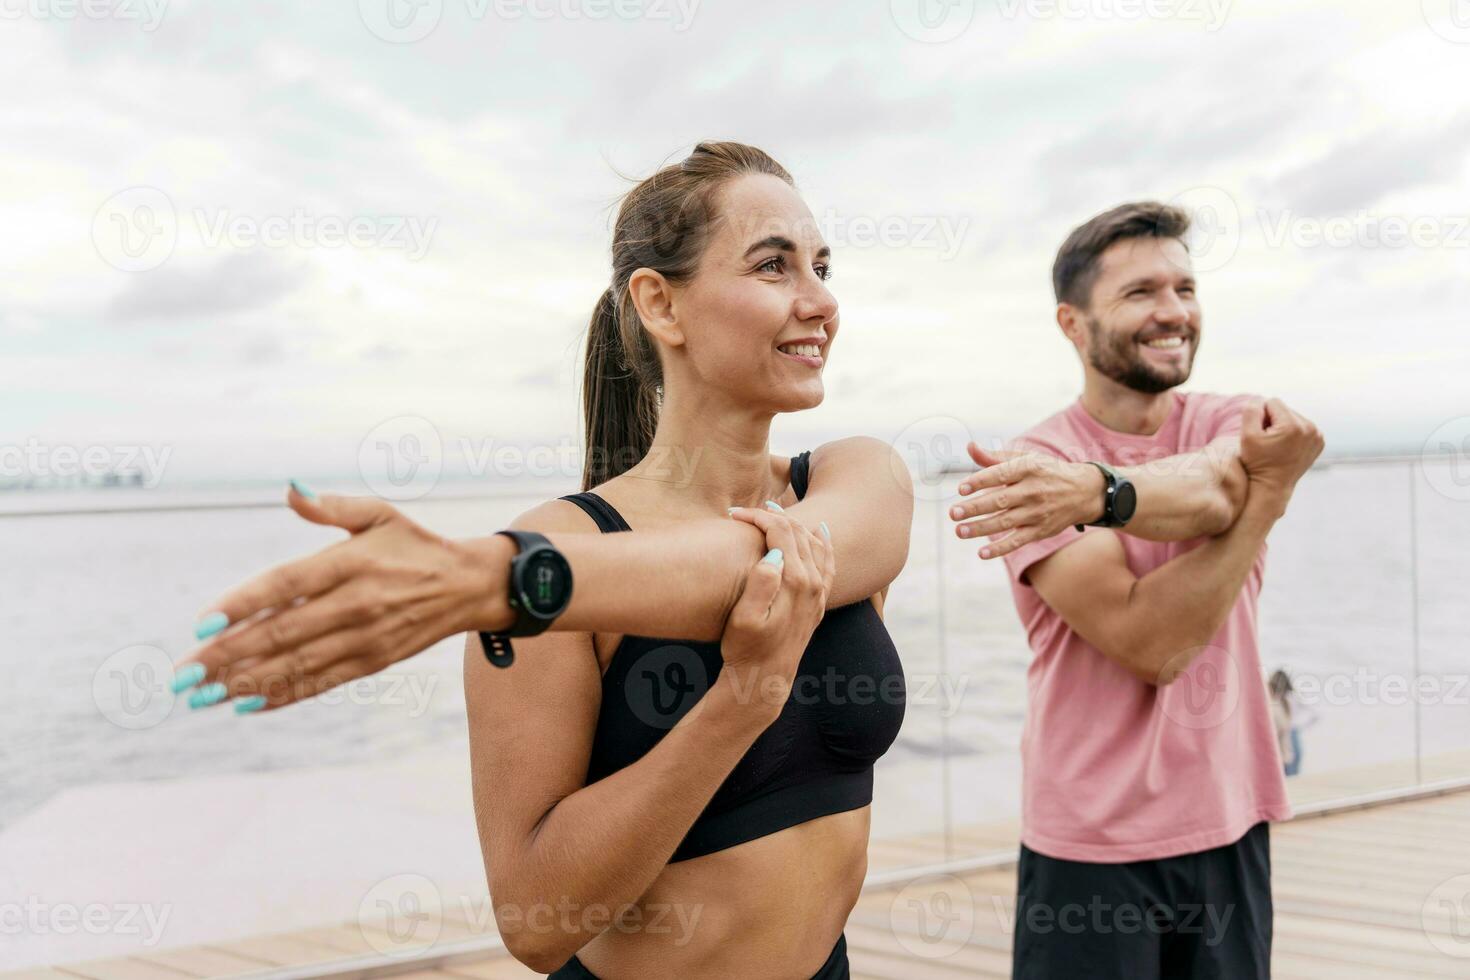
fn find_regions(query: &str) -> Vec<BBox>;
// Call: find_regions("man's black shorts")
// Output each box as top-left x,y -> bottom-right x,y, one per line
1011,821 -> 1272,979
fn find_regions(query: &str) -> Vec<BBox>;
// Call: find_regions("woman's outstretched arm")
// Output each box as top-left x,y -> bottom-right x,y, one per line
173,437 -> 911,710
480,435 -> 913,637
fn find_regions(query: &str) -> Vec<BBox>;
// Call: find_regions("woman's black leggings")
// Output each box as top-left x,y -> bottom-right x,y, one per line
547,932 -> 850,979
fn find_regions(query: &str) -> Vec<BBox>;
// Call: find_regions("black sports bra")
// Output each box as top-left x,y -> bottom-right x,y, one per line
560,451 -> 906,862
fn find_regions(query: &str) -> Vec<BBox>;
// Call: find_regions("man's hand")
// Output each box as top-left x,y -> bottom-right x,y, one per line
949,443 -> 1105,559
1237,399 -> 1325,515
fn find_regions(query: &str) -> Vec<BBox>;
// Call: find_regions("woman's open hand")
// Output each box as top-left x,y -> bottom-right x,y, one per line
171,484 -> 507,713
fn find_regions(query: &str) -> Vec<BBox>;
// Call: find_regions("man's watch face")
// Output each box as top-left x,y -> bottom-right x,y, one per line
521,550 -> 572,617
1113,481 -> 1139,524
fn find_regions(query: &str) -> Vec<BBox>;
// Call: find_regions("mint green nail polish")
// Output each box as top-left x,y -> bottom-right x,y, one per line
170,663 -> 206,694
764,500 -> 784,512
233,695 -> 267,714
188,682 -> 228,710
762,548 -> 783,566
289,478 -> 317,501
194,611 -> 228,641
819,521 -> 830,539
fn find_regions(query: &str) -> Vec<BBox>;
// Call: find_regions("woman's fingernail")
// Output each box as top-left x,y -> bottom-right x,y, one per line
194,612 -> 229,641
233,695 -> 268,715
188,682 -> 228,710
764,500 -> 784,512
819,521 -> 830,539
761,548 -> 783,567
170,663 -> 206,694
289,478 -> 317,501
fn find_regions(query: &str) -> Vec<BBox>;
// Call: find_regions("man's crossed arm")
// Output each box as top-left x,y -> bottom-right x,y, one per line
948,422 -> 1251,560
1018,399 -> 1323,684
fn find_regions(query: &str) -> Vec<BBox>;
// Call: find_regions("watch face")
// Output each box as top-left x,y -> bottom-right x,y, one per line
1114,481 -> 1139,523
519,549 -> 573,618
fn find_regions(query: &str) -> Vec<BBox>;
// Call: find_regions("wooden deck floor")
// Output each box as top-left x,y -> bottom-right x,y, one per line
19,762 -> 1470,979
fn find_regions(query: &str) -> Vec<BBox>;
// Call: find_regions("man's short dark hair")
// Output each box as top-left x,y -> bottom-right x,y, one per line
1052,202 -> 1191,309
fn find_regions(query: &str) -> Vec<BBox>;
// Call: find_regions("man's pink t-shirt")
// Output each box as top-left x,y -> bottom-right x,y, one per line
1002,390 -> 1291,864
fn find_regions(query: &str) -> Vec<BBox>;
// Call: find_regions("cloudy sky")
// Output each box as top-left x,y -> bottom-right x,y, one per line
5,0 -> 1468,488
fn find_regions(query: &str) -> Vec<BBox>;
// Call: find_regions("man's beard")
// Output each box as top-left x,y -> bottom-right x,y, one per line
1085,315 -> 1194,394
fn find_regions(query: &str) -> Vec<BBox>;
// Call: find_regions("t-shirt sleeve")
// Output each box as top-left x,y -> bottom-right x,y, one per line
1201,392 -> 1259,443
998,432 -> 1094,588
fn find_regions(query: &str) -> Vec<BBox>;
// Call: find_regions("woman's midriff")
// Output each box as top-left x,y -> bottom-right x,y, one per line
572,805 -> 870,979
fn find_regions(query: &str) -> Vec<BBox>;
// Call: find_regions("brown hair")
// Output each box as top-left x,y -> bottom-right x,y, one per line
580,141 -> 794,491
1052,201 -> 1191,309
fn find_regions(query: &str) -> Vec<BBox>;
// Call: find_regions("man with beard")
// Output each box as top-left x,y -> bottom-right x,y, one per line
947,202 -> 1324,979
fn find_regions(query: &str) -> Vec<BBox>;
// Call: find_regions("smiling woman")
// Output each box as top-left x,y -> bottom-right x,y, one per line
168,142 -> 913,979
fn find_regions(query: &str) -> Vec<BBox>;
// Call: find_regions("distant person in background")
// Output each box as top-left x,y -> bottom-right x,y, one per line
1269,669 -> 1318,777
1269,670 -> 1300,776
947,202 -> 1324,979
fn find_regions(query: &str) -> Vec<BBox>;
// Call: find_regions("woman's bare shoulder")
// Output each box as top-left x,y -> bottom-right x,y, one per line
507,495 -> 605,534
808,437 -> 912,497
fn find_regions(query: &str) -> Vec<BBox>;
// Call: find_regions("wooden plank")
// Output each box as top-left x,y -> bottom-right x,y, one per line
205,932 -> 352,968
131,945 -> 269,977
41,961 -> 193,980
437,958 -> 546,979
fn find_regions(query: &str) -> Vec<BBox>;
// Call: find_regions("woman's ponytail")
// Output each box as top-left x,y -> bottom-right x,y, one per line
580,286 -> 657,491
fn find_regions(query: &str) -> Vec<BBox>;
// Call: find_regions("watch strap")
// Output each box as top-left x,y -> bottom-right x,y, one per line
1075,461 -> 1120,533
478,530 -> 557,669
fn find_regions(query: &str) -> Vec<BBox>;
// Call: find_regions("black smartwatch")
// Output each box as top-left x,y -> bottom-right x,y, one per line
478,530 -> 574,668
1075,461 -> 1137,532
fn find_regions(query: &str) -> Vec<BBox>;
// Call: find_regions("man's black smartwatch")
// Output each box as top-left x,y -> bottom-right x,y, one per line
478,530 -> 574,668
1075,461 -> 1138,532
